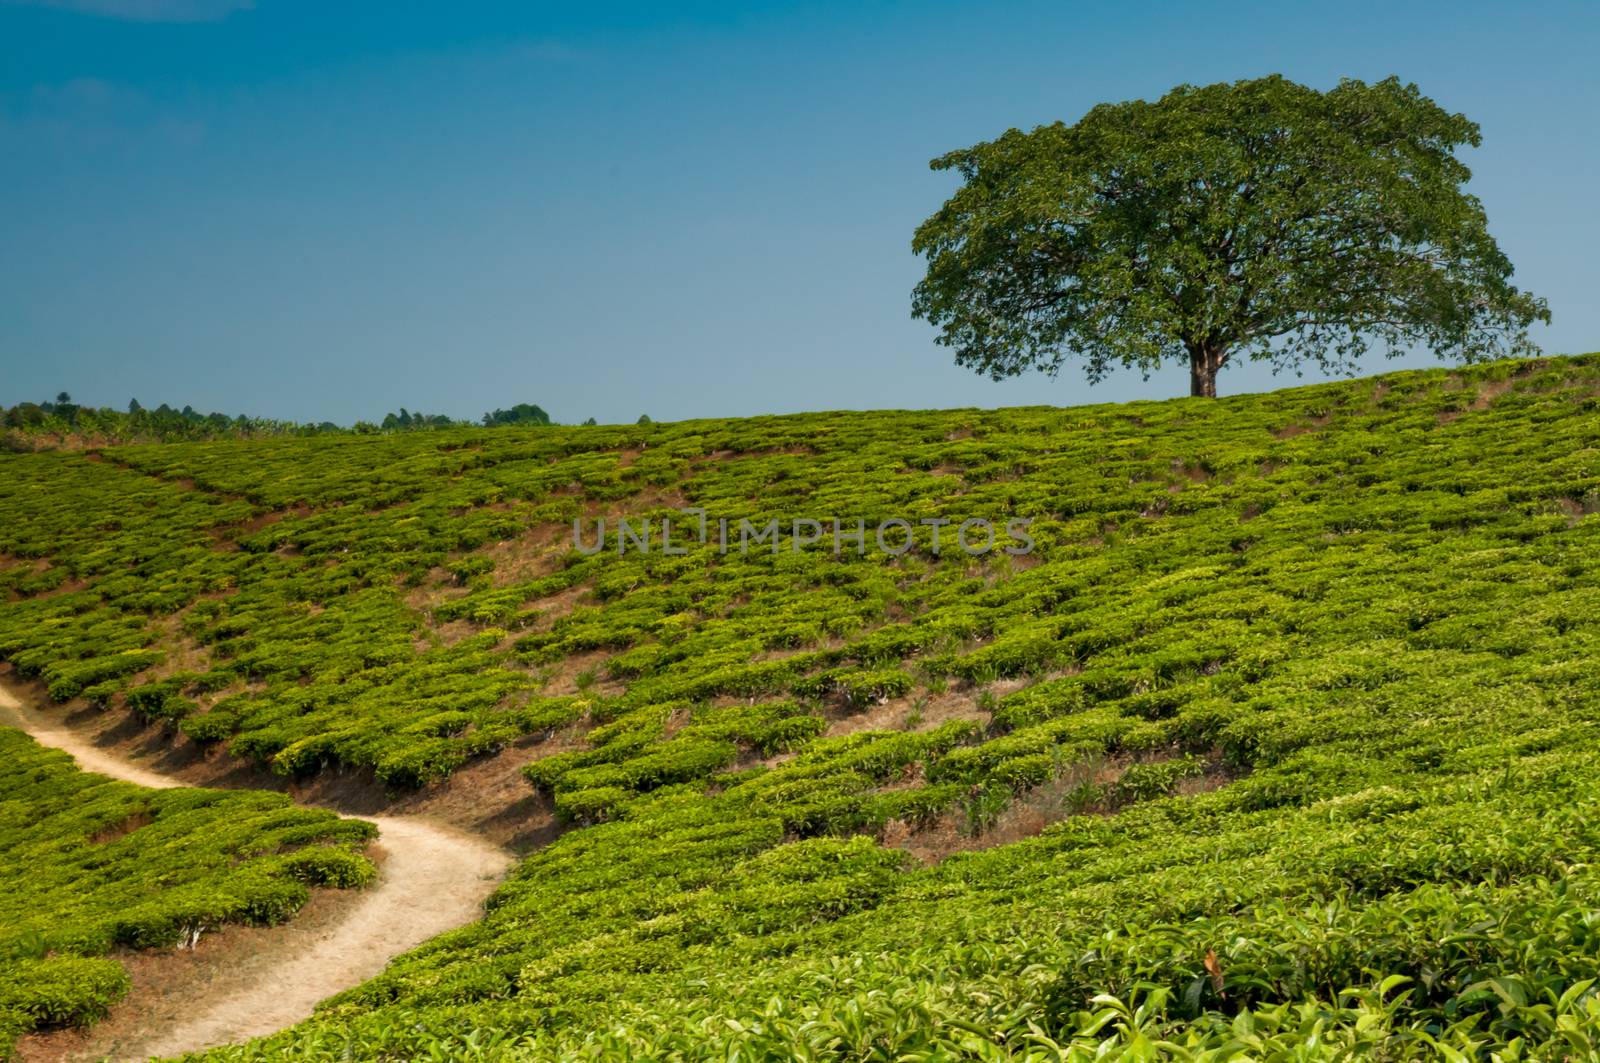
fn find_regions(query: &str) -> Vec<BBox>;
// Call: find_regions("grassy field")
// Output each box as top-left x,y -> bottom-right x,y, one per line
5,354 -> 1600,1058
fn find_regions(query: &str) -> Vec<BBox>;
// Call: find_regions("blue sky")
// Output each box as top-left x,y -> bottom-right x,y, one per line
2,1 -> 1596,425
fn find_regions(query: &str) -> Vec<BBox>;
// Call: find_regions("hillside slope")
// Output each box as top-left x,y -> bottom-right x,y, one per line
5,355 -> 1600,1058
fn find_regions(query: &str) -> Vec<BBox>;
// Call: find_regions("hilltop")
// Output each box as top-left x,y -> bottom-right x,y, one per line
4,355 -> 1600,1059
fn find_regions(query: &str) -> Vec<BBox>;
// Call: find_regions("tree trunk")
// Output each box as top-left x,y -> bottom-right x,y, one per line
1188,344 -> 1225,398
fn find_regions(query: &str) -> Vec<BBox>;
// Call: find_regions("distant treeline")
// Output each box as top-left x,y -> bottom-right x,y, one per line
400,402 -> 562,429
1,394 -> 614,450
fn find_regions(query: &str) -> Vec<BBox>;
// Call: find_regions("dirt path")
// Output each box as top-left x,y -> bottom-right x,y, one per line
0,683 -> 513,1061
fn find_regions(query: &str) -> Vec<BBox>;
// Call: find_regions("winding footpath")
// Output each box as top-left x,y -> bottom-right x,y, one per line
0,683 -> 513,1060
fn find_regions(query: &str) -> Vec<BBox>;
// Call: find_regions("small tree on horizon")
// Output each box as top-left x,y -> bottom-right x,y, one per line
912,75 -> 1550,398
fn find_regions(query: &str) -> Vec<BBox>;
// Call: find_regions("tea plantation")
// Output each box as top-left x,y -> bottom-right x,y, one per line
5,355 -> 1600,1058
0,730 -> 375,1056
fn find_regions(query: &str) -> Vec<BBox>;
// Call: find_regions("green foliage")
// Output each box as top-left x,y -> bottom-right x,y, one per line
0,956 -> 129,1031
126,675 -> 200,722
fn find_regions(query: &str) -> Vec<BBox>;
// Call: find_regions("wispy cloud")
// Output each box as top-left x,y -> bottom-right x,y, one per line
3,0 -> 254,23
1,77 -> 206,148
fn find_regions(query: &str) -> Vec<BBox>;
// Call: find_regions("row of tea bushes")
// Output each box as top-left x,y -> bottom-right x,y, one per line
3,356 -> 1595,795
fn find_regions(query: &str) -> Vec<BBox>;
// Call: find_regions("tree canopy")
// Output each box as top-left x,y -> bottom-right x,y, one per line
482,403 -> 551,427
912,75 -> 1550,397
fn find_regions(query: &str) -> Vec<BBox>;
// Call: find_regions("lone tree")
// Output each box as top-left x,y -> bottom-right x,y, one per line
912,76 -> 1549,398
